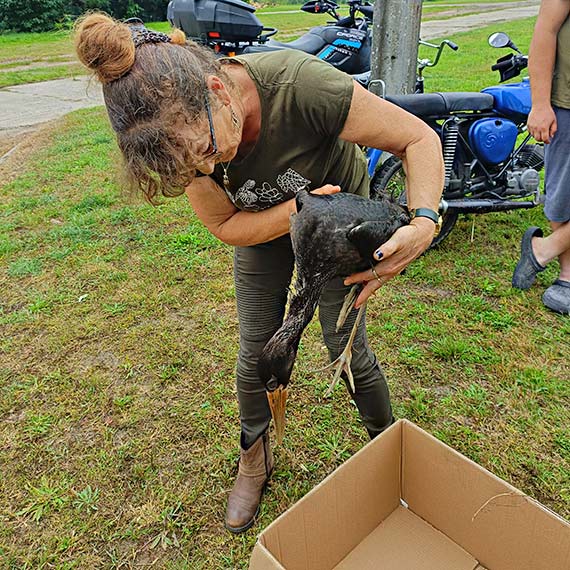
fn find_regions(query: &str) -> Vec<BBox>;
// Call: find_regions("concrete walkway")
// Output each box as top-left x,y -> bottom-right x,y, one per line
0,0 -> 540,142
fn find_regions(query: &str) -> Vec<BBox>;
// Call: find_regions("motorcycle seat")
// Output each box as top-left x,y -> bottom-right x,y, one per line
264,31 -> 327,55
242,31 -> 327,56
385,92 -> 495,117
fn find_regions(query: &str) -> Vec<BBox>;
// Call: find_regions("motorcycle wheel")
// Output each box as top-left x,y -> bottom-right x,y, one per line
370,155 -> 458,248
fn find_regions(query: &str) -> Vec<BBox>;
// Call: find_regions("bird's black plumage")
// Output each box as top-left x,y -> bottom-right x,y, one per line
257,191 -> 409,391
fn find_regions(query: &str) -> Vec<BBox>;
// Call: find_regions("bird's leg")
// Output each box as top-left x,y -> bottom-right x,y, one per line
323,304 -> 366,397
336,284 -> 360,332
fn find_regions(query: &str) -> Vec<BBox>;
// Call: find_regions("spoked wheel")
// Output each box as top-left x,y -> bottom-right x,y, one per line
370,155 -> 457,248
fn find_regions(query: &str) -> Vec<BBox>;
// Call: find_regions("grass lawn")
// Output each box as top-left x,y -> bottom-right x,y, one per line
1,14 -> 569,570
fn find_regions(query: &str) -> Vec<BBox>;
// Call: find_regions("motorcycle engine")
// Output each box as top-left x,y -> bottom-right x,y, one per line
514,143 -> 544,170
505,143 -> 544,195
506,168 -> 540,194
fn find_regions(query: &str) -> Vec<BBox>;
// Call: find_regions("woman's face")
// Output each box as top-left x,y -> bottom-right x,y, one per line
176,99 -> 241,175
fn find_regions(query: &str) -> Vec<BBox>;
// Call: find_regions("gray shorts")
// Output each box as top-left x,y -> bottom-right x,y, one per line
544,106 -> 570,223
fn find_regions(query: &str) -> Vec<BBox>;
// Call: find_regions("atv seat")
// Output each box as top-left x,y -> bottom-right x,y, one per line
243,30 -> 326,55
386,92 -> 495,117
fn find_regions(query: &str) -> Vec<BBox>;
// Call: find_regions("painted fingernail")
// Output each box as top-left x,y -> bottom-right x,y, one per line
374,249 -> 383,260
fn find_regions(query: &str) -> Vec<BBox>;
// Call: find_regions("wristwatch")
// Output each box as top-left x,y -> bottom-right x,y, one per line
410,208 -> 442,237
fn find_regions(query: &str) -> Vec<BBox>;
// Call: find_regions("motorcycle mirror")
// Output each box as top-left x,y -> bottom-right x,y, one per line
488,32 -> 521,53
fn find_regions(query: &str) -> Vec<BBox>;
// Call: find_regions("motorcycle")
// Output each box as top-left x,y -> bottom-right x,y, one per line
362,38 -> 460,178
167,0 -> 373,74
370,32 -> 544,247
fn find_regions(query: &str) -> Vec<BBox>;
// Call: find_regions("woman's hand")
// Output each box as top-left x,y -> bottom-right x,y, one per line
344,217 -> 435,308
310,184 -> 341,196
291,184 -> 341,214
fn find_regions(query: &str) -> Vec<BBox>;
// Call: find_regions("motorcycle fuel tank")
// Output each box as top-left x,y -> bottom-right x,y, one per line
482,77 -> 531,121
468,117 -> 518,165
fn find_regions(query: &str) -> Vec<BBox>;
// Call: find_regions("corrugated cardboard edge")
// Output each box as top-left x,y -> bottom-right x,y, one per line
401,420 -> 570,569
249,541 -> 286,570
401,420 -> 570,528
248,420 -> 403,570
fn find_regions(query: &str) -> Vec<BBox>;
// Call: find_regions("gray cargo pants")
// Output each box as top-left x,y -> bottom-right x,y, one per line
234,235 -> 393,450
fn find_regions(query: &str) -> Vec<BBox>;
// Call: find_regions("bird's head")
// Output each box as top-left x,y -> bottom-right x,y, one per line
257,334 -> 299,444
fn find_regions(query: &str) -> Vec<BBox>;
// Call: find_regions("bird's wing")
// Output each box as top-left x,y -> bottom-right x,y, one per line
347,220 -> 399,263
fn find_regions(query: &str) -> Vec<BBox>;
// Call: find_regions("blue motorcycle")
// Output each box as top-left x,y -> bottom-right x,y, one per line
369,32 -> 544,247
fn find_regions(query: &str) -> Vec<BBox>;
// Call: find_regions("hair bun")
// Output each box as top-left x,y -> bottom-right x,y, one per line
169,29 -> 186,45
74,13 -> 135,84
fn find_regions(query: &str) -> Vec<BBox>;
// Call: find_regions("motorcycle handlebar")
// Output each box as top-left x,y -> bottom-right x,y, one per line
491,59 -> 514,71
491,54 -> 528,82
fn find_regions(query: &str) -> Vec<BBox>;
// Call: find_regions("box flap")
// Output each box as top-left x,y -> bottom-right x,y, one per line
333,505 -> 479,570
402,421 -> 570,570
258,420 -> 402,570
249,542 -> 286,570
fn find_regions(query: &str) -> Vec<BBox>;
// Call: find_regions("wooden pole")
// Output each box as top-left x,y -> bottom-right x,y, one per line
370,0 -> 423,97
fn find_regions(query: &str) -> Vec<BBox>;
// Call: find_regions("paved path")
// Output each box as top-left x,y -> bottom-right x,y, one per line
0,0 -> 540,143
421,2 -> 539,39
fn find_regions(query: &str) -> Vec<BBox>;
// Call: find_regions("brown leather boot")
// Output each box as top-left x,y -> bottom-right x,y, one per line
225,432 -> 274,533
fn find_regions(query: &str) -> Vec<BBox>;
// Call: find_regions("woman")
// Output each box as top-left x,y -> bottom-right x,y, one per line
75,14 -> 444,533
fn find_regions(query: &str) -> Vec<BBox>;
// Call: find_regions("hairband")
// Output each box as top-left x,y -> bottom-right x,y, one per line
124,18 -> 172,48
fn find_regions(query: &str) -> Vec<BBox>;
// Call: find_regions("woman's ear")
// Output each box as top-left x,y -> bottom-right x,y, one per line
206,75 -> 231,106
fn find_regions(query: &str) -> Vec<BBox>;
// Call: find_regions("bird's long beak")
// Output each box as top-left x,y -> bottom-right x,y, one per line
266,385 -> 288,445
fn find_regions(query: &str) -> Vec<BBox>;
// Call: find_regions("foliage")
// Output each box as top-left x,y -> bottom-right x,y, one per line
0,0 -> 67,33
0,0 -> 169,32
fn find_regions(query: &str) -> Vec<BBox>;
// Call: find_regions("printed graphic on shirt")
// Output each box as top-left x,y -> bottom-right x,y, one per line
277,169 -> 311,195
230,168 -> 311,211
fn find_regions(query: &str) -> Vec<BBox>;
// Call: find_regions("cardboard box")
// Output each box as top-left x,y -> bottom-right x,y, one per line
250,420 -> 570,570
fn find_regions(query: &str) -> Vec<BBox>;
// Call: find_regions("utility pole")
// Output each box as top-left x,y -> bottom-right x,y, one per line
370,0 -> 423,97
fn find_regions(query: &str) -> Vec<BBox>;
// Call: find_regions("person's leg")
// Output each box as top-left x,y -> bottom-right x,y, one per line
225,235 -> 294,533
541,221 -> 570,314
318,277 -> 393,438
533,221 -> 570,277
513,106 -> 570,292
233,235 -> 295,449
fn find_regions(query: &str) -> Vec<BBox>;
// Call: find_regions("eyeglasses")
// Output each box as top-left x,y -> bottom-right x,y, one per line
202,95 -> 218,161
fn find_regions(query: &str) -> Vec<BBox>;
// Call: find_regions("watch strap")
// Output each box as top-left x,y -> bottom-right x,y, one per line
410,208 -> 439,224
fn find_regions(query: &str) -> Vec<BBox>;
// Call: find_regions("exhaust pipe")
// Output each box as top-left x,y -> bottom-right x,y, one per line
440,198 -> 538,215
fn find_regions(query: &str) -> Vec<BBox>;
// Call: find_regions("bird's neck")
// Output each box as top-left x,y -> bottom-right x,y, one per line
277,283 -> 323,345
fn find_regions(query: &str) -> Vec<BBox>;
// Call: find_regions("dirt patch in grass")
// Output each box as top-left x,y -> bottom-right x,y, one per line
0,125 -> 56,181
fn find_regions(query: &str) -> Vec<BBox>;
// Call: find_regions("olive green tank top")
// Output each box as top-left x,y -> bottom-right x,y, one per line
552,13 -> 570,109
210,50 -> 369,212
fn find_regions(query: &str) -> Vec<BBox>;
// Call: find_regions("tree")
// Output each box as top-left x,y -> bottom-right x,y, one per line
0,0 -> 67,32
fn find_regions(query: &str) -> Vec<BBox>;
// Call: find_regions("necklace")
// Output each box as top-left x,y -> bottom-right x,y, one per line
222,161 -> 231,190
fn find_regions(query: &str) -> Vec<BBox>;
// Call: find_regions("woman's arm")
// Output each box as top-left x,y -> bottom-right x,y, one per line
185,178 -> 340,246
341,83 -> 445,307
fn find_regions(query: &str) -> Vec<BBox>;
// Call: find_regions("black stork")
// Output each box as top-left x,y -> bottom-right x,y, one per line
257,190 -> 409,443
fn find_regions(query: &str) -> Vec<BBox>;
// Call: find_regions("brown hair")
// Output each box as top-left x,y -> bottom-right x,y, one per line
74,13 -> 226,203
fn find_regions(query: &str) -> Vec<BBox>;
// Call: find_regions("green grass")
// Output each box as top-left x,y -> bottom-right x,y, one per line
1,13 -> 569,570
